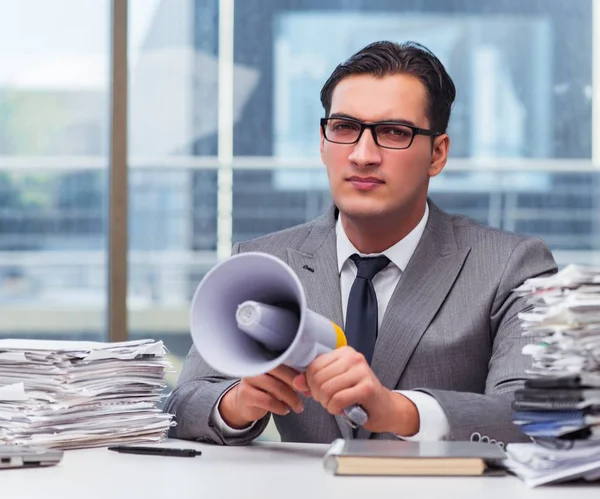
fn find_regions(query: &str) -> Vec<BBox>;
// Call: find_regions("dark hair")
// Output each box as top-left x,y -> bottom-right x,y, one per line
320,41 -> 456,134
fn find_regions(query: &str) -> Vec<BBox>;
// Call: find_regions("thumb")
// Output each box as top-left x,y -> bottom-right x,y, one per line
292,373 -> 310,395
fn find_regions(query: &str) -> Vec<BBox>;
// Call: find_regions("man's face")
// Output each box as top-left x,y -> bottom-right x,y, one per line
320,73 -> 448,222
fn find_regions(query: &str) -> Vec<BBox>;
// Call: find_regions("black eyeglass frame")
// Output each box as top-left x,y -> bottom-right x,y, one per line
320,116 -> 442,150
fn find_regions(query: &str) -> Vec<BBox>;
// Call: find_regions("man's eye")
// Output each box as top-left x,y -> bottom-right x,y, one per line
379,126 -> 410,137
333,122 -> 359,131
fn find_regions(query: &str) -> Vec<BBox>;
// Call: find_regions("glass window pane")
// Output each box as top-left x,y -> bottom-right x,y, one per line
230,0 -> 598,269
128,0 -> 219,389
0,0 -> 110,341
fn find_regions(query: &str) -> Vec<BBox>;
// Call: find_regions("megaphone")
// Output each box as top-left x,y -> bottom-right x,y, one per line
190,251 -> 368,428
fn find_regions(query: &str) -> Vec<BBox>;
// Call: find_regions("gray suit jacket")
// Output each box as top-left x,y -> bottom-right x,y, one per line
164,200 -> 557,446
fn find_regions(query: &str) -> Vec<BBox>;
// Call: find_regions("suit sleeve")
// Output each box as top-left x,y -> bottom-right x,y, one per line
415,237 -> 558,445
163,242 -> 271,445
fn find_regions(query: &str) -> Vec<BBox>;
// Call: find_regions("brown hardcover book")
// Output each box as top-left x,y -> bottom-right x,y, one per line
323,439 -> 507,476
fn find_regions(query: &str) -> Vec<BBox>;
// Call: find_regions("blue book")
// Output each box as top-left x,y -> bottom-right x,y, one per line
513,410 -> 584,424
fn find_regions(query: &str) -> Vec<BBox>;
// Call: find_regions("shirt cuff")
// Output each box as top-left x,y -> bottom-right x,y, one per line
393,390 -> 449,441
210,382 -> 257,436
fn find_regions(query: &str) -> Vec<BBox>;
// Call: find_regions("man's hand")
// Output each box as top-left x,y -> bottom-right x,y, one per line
218,365 -> 304,429
292,346 -> 420,435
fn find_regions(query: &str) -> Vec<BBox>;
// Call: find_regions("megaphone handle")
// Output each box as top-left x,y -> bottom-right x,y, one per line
343,404 -> 368,428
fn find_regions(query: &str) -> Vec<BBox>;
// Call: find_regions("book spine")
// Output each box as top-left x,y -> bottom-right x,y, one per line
322,438 -> 345,474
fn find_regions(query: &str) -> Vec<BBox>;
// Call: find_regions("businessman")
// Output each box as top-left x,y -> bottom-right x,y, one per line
165,41 -> 557,446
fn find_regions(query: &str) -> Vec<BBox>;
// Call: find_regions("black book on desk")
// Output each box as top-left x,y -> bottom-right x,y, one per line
323,439 -> 507,476
511,398 -> 600,411
524,374 -> 600,389
514,388 -> 600,403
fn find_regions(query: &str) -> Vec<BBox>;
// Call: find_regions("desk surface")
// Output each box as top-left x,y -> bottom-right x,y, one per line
2,439 -> 598,499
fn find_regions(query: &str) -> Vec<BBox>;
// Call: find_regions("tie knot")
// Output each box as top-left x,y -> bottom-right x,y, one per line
349,254 -> 390,280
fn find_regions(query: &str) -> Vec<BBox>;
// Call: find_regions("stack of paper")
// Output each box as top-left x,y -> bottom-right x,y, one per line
503,264 -> 600,486
0,339 -> 175,449
505,441 -> 600,487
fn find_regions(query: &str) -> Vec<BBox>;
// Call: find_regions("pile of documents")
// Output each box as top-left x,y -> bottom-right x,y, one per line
504,441 -> 600,487
503,264 -> 600,486
0,339 -> 175,449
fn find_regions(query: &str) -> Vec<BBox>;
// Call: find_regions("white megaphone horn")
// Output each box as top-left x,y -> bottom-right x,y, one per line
189,251 -> 368,428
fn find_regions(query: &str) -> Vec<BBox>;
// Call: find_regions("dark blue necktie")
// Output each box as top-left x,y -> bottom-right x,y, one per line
345,254 -> 390,365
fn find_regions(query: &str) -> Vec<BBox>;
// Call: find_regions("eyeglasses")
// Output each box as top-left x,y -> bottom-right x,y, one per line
320,117 -> 441,150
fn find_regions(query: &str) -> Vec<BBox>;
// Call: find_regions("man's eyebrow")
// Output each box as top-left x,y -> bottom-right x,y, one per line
328,113 -> 418,127
329,112 -> 359,120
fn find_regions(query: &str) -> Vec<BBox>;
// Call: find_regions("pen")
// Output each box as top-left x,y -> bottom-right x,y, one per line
107,445 -> 202,457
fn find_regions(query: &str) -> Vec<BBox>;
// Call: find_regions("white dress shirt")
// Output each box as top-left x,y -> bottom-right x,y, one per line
212,202 -> 449,440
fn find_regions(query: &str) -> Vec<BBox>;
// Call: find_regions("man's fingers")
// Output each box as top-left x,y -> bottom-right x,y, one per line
272,365 -> 311,397
249,374 -> 304,413
325,387 -> 358,416
308,358 -> 351,390
292,373 -> 309,392
250,389 -> 293,416
305,348 -> 344,373
269,365 -> 300,387
316,369 -> 364,408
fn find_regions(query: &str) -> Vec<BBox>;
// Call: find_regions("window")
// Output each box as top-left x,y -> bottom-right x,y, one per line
0,0 -> 110,341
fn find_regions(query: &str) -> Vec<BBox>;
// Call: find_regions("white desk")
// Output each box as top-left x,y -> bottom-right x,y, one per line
2,439 -> 598,499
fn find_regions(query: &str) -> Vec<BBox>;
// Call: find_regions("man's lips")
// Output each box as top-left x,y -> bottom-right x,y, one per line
347,176 -> 384,190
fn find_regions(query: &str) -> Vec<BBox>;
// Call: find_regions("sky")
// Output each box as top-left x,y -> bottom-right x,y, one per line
0,0 -> 161,89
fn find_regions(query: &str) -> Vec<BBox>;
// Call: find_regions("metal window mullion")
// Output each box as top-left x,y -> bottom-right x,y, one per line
594,0 -> 600,166
108,0 -> 128,342
593,1 -> 600,256
217,0 -> 235,260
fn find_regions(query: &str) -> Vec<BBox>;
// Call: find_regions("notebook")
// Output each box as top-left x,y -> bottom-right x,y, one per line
0,446 -> 63,469
323,439 -> 507,476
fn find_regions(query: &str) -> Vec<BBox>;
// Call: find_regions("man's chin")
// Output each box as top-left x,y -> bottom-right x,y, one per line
336,200 -> 390,221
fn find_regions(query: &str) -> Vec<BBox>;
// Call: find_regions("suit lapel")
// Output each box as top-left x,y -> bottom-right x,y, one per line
286,206 -> 353,439
356,202 -> 470,440
287,235 -> 343,332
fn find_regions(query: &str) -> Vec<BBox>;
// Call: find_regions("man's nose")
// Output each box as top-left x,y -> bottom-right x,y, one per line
348,128 -> 382,167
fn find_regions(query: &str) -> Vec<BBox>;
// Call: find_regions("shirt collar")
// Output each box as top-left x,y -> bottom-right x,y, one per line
336,202 -> 429,274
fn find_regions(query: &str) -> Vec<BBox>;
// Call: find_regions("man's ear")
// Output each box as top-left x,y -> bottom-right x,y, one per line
320,127 -> 326,164
428,134 -> 450,178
